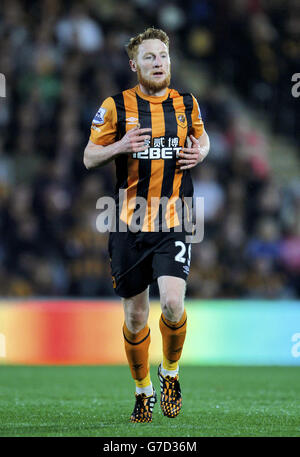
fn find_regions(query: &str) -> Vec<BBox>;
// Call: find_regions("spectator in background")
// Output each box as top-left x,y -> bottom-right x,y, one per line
245,217 -> 281,264
193,163 -> 225,237
55,4 -> 104,54
280,218 -> 300,296
189,240 -> 223,298
244,217 -> 291,298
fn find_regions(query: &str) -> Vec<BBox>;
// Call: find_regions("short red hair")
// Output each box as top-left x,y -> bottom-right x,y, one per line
125,27 -> 169,60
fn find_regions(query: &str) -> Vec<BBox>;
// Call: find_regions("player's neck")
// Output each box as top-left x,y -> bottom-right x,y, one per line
138,83 -> 168,97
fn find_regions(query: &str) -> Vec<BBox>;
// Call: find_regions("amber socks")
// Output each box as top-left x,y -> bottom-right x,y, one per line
123,323 -> 153,396
159,309 -> 187,377
123,309 -> 187,393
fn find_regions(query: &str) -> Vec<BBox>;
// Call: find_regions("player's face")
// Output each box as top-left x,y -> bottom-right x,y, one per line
133,39 -> 171,94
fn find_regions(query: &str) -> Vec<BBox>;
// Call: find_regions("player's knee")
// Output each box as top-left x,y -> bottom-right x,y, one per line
126,309 -> 148,333
161,294 -> 184,323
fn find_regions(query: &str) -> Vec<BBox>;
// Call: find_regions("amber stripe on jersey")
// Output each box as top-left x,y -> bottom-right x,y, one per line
160,95 -> 180,228
112,94 -> 127,194
141,100 -> 165,231
118,91 -> 140,226
162,91 -> 188,228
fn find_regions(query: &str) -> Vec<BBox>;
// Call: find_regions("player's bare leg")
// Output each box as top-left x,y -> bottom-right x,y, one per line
123,287 -> 150,334
158,276 -> 186,323
122,287 -> 157,422
157,275 -> 187,418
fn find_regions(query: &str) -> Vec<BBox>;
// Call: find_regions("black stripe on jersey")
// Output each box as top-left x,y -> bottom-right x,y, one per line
182,93 -> 193,136
152,96 -> 178,229
180,94 -> 194,199
160,96 -> 177,198
112,93 -> 126,139
112,93 -> 128,193
135,94 -> 152,204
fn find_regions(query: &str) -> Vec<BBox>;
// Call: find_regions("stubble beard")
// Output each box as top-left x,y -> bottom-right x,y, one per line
137,65 -> 171,94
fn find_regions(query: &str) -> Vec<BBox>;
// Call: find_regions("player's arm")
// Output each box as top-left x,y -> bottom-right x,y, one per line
177,95 -> 210,170
84,127 -> 151,169
83,97 -> 151,169
196,127 -> 210,159
177,131 -> 210,170
84,139 -> 123,169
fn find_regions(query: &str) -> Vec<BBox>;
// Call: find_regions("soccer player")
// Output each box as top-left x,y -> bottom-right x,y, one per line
84,28 -> 210,423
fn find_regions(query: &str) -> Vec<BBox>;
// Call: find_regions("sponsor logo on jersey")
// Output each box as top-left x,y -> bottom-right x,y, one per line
132,136 -> 181,160
133,148 -> 181,160
92,107 -> 106,125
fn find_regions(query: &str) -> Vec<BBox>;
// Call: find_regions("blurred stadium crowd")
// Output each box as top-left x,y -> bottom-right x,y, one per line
0,0 -> 299,298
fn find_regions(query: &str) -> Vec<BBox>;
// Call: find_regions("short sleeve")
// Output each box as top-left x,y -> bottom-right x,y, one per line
89,97 -> 117,146
190,94 -> 204,138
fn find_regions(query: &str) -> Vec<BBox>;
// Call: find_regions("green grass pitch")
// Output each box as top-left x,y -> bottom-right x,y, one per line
0,365 -> 299,437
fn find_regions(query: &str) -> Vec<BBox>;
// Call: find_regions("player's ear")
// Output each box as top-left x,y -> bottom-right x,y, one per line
129,59 -> 137,72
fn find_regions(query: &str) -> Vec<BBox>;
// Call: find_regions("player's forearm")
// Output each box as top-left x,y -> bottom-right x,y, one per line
83,140 -> 122,169
198,130 -> 210,156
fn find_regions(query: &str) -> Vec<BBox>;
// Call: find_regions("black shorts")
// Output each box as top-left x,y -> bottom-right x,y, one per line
108,229 -> 192,298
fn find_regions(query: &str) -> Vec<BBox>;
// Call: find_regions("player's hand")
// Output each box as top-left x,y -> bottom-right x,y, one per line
118,125 -> 152,154
177,134 -> 209,170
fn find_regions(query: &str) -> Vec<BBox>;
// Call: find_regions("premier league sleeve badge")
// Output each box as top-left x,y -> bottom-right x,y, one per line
92,107 -> 107,125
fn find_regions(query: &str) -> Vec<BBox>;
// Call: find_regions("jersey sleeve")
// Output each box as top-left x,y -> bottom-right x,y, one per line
190,94 -> 204,138
89,97 -> 118,146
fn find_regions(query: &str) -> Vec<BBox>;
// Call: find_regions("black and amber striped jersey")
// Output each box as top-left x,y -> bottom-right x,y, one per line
90,85 -> 204,231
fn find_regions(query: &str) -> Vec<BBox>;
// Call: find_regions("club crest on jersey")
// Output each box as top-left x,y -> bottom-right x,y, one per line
176,113 -> 187,128
92,107 -> 106,125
